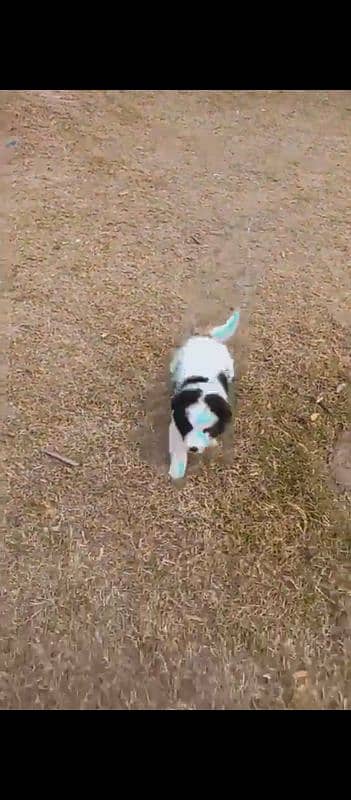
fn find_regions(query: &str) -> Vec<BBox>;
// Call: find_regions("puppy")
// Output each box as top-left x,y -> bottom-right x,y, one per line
169,310 -> 239,479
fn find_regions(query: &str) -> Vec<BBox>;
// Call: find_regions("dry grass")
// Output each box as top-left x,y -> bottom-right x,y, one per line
1,90 -> 351,708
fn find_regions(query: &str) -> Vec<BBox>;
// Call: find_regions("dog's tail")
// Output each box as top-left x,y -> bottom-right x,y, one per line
209,309 -> 240,343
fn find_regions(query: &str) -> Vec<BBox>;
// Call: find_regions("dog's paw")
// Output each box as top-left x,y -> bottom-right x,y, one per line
169,456 -> 187,480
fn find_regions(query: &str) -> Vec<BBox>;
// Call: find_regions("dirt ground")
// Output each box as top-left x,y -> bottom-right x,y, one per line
1,90 -> 351,709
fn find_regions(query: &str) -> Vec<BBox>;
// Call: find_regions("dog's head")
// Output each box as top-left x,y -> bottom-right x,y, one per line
171,375 -> 232,454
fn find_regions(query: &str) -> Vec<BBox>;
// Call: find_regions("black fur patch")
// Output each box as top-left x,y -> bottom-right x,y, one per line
181,375 -> 209,389
171,388 -> 202,439
204,393 -> 232,438
217,371 -> 228,393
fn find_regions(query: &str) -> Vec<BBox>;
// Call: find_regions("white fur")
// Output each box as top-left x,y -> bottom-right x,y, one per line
171,336 -> 234,391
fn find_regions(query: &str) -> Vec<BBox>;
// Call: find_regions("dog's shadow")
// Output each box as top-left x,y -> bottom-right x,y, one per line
129,363 -> 238,480
129,366 -> 171,476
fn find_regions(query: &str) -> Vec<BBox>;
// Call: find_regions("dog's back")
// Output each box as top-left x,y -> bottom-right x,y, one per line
173,336 -> 234,387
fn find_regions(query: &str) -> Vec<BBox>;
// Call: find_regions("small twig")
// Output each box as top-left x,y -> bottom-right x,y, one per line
190,235 -> 201,245
315,584 -> 338,607
311,394 -> 333,416
43,449 -> 79,467
316,399 -> 332,416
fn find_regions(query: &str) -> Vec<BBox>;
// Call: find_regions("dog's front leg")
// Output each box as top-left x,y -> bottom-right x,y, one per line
169,417 -> 188,479
226,356 -> 235,383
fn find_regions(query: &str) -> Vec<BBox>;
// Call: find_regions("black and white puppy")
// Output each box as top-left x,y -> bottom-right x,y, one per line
169,311 -> 239,479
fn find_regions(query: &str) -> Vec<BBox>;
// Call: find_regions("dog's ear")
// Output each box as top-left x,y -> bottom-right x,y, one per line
171,389 -> 202,439
217,371 -> 229,393
204,393 -> 232,437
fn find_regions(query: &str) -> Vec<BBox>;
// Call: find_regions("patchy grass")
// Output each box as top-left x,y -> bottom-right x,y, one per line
1,90 -> 351,708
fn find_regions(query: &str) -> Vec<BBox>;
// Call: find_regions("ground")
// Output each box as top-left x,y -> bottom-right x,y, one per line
1,90 -> 350,709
